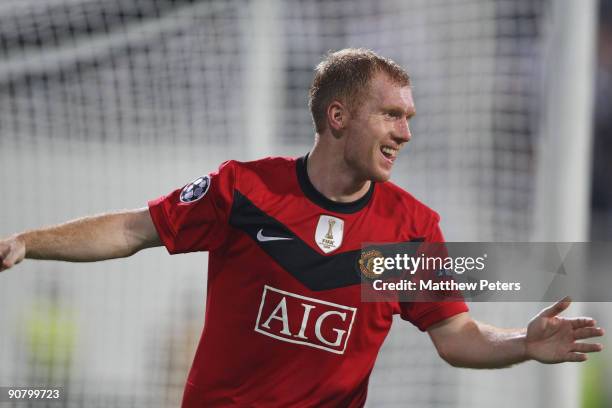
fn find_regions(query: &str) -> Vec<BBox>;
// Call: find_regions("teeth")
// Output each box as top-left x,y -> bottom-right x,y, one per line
381,146 -> 397,157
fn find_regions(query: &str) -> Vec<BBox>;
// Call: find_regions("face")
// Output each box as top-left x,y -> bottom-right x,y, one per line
342,73 -> 415,182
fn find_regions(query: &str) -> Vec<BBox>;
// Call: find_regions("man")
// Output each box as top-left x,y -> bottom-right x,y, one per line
0,48 -> 605,407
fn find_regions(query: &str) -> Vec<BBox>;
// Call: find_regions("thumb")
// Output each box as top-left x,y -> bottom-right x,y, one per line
539,296 -> 572,318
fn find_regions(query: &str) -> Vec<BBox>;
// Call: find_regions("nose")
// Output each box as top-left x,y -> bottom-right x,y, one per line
393,120 -> 411,144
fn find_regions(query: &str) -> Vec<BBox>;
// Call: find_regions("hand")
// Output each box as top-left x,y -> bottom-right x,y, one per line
0,235 -> 26,272
526,296 -> 605,363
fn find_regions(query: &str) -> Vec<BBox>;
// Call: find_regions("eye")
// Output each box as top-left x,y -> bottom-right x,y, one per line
384,111 -> 402,120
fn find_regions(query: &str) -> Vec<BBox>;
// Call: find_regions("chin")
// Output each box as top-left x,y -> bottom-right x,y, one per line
369,169 -> 392,183
350,157 -> 392,182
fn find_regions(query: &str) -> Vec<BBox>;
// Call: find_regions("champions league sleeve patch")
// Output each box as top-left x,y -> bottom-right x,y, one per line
179,175 -> 211,203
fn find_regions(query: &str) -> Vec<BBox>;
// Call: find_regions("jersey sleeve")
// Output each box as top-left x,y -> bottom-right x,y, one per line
148,160 -> 237,254
399,212 -> 469,331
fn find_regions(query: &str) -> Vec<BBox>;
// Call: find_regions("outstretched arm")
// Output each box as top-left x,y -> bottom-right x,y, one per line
0,208 -> 161,272
427,297 -> 605,369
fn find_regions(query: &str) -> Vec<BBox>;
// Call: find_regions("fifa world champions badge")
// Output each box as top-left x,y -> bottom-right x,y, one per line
315,215 -> 344,253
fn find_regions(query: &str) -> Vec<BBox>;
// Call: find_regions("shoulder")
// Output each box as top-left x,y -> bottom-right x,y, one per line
233,156 -> 296,173
220,156 -> 296,175
375,180 -> 440,227
219,156 -> 298,197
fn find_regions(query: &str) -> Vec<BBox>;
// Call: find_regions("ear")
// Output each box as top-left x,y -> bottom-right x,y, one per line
326,100 -> 347,132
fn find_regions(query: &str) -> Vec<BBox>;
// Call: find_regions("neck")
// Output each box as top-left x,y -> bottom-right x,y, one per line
307,136 -> 371,203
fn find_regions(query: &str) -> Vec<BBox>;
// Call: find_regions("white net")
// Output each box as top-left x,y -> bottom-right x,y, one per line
0,0 -> 593,407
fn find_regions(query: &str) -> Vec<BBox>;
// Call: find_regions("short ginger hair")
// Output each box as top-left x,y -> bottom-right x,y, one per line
308,48 -> 411,133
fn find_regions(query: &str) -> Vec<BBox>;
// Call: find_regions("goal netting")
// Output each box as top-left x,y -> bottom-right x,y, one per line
0,0 -> 596,407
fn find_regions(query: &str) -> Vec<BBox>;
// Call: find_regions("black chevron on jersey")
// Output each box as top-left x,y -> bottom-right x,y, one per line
229,190 -> 425,291
229,190 -> 360,290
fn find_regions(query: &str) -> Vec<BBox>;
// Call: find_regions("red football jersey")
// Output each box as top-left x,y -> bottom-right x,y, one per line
148,155 -> 468,407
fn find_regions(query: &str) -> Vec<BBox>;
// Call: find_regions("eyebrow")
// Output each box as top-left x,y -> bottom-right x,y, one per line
383,107 -> 416,118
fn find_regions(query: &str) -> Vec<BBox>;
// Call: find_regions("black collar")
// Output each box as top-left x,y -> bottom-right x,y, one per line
296,154 -> 375,214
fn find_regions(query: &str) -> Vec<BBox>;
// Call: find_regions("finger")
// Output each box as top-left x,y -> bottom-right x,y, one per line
540,296 -> 572,318
3,249 -> 22,269
1,253 -> 13,268
0,245 -> 21,271
0,244 -> 9,259
0,258 -> 13,271
569,317 -> 596,329
571,342 -> 604,353
574,327 -> 605,340
0,258 -> 10,272
566,352 -> 588,362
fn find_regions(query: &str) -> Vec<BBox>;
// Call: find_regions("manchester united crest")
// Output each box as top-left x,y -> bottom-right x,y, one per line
359,249 -> 384,279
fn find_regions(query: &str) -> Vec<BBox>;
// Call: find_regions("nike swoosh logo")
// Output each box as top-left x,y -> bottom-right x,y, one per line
257,229 -> 293,242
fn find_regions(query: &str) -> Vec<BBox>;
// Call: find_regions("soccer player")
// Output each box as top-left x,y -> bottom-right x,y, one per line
0,48 -> 605,407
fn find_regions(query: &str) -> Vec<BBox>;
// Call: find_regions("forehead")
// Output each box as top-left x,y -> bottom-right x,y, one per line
365,73 -> 414,111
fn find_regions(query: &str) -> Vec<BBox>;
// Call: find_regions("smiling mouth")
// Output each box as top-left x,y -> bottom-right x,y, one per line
380,146 -> 398,161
